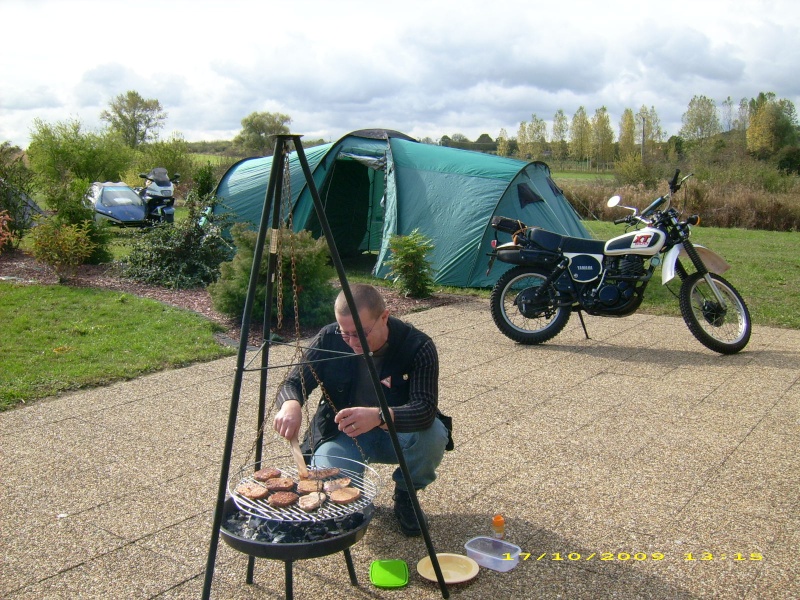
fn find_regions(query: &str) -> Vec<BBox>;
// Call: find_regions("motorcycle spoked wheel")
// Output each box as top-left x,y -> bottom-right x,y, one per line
678,272 -> 752,354
490,266 -> 570,344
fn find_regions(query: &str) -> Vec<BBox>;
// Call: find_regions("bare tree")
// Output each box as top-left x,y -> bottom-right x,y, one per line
721,96 -> 735,132
636,105 -> 664,161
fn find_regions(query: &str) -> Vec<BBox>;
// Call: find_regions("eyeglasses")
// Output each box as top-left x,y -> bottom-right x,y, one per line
335,319 -> 379,340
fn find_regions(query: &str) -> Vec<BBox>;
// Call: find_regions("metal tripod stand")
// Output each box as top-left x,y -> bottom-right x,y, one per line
201,134 -> 449,599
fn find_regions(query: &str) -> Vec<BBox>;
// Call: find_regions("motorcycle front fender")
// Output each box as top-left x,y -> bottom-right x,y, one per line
661,244 -> 731,284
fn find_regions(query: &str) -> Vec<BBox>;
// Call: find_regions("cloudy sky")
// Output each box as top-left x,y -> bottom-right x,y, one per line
2,0 -> 798,149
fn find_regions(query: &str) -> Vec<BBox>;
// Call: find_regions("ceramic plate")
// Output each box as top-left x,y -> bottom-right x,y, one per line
417,553 -> 479,584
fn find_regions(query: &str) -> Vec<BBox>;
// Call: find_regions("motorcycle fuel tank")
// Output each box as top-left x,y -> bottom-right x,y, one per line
604,227 -> 666,257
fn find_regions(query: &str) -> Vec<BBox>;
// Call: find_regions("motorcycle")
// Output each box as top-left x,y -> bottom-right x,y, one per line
134,167 -> 180,224
485,170 -> 751,354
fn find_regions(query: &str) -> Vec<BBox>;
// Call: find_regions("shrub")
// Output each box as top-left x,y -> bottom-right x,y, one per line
1,142 -> 37,249
33,176 -> 113,264
131,135 -> 194,193
29,218 -> 96,282
614,154 -> 659,188
0,210 -> 12,253
209,224 -> 337,327
27,118 -> 132,186
122,191 -> 233,288
192,161 -> 217,197
385,228 -> 436,298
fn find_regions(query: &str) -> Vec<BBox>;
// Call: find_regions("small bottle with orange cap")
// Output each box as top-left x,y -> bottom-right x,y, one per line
492,514 -> 505,539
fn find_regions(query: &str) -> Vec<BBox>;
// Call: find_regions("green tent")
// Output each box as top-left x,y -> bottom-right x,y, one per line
215,129 -> 589,288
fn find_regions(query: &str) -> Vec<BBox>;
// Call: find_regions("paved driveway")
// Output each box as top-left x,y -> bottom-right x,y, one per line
2,298 -> 798,599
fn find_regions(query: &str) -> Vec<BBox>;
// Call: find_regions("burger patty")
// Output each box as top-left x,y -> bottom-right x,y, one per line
297,479 -> 324,495
301,467 -> 341,480
298,492 -> 326,512
329,487 -> 361,505
264,477 -> 296,492
323,477 -> 352,493
253,467 -> 282,482
235,481 -> 270,501
268,491 -> 299,508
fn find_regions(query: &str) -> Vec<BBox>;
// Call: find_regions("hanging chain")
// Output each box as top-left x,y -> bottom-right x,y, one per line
275,146 -> 292,330
242,140 -> 367,468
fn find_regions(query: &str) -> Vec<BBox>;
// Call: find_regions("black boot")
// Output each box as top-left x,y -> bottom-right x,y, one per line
393,487 -> 426,537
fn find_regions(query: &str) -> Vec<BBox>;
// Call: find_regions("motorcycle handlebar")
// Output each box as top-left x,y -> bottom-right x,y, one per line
613,216 -> 628,225
669,169 -> 681,192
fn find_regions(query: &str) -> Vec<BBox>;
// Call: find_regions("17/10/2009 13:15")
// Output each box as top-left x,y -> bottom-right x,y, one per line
503,552 -> 764,562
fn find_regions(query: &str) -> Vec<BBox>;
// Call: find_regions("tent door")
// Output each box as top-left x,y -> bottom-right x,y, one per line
306,156 -> 385,261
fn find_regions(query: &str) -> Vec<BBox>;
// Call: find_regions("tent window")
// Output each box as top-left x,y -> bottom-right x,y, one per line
518,183 -> 545,208
546,176 -> 563,196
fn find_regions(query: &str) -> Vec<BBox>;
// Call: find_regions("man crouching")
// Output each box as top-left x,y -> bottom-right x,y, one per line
273,283 -> 449,536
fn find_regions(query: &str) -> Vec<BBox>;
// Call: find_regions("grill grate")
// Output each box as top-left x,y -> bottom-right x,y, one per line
228,459 -> 379,523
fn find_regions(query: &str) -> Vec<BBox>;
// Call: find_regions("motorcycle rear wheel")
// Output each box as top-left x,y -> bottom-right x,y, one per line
490,266 -> 570,344
679,272 -> 751,354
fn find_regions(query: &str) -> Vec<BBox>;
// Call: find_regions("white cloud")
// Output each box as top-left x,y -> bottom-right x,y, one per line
1,0 -> 799,147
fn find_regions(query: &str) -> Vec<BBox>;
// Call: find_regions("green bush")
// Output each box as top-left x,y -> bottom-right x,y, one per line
33,176 -> 113,264
209,224 -> 337,327
192,161 -> 217,197
0,210 -> 12,252
27,118 -> 132,186
132,135 -> 194,191
122,192 -> 233,288
385,228 -> 436,298
0,143 -> 37,249
29,218 -> 96,282
613,154 -> 659,188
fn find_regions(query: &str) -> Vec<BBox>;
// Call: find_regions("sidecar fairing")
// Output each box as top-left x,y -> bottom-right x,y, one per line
85,182 -> 148,227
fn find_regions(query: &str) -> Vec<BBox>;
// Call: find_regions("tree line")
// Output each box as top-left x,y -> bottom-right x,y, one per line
445,92 -> 799,178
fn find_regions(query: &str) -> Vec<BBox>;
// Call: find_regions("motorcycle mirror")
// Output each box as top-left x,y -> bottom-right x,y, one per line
607,195 -> 621,208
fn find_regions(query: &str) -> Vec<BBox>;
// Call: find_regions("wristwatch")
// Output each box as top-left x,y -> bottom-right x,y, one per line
377,408 -> 386,427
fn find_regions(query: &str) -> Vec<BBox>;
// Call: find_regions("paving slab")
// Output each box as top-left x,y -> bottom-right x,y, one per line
2,299 -> 798,599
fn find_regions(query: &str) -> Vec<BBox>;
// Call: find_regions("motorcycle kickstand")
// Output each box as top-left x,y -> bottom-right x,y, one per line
576,310 -> 591,340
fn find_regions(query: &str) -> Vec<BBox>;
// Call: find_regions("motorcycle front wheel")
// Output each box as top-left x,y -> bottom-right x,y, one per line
678,272 -> 751,354
490,266 -> 570,344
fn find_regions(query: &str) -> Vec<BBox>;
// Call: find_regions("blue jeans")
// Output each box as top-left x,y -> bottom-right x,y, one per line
312,418 -> 449,492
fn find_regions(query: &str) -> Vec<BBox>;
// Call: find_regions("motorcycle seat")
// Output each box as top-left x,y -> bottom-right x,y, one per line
561,237 -> 606,255
525,228 -> 605,255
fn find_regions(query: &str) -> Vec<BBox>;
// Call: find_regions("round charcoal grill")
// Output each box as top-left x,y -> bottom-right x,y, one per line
228,456 -> 379,523
220,456 -> 379,599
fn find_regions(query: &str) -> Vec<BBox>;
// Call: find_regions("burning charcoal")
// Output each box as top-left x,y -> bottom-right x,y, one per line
248,517 -> 265,529
305,523 -> 328,542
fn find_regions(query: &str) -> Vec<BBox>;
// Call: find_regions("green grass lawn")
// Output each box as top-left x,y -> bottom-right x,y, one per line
553,171 -> 616,184
4,215 -> 797,410
0,284 -> 234,410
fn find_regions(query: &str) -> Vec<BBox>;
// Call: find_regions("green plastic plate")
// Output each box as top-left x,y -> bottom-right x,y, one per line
370,559 -> 409,588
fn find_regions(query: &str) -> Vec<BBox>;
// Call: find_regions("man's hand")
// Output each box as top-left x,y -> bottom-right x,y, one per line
273,400 -> 302,440
334,406 -> 387,437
